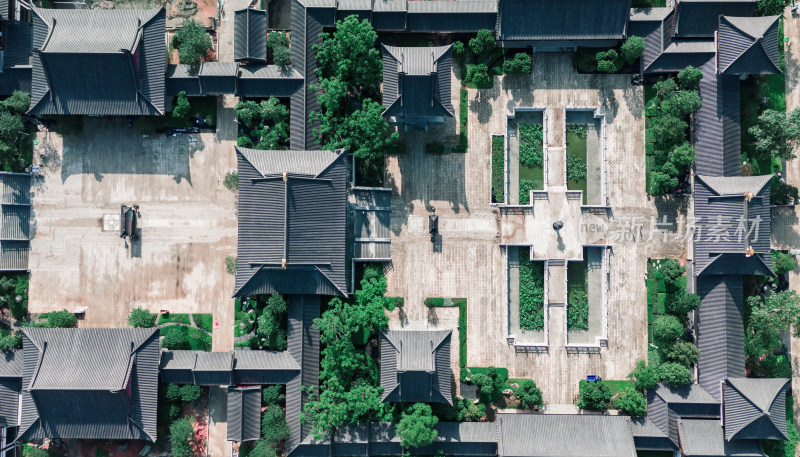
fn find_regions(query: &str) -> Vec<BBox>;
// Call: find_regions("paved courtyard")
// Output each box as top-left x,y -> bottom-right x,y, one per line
28,112 -> 237,356
386,53 -> 688,404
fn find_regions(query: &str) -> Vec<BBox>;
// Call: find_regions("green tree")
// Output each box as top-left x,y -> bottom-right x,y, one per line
313,14 -> 382,92
654,314 -> 684,345
661,341 -> 700,367
745,291 -> 800,360
664,90 -> 702,118
650,171 -> 679,195
0,335 -> 20,353
667,142 -> 695,174
162,329 -> 190,350
25,450 -> 49,457
128,307 -> 156,328
452,41 -> 465,57
772,250 -> 798,275
171,19 -> 212,68
397,403 -> 439,450
577,381 -> 613,410
169,417 -> 195,457
2,91 -> 30,115
166,383 -> 183,402
650,115 -> 688,148
677,66 -> 703,90
597,60 -> 616,74
47,309 -> 76,328
659,259 -> 685,287
262,405 -> 289,447
514,379 -> 543,408
468,29 -> 496,57
0,111 -> 24,143
614,390 -> 646,416
268,31 -> 291,67
756,0 -> 789,16
627,360 -> 659,391
748,108 -> 800,162
470,373 -> 495,396
173,91 -> 191,120
250,440 -> 278,457
255,293 -> 288,350
657,362 -> 692,386
181,384 -> 204,403
620,36 -> 645,64
666,289 -> 701,320
466,63 -> 491,87
653,78 -> 678,100
263,385 -> 285,405
502,52 -> 532,74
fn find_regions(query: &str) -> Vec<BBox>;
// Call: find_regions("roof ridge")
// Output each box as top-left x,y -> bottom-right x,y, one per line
314,265 -> 348,297
232,264 -> 265,297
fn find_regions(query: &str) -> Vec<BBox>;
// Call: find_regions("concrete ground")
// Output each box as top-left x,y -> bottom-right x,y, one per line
385,53 -> 687,404
775,5 -> 800,448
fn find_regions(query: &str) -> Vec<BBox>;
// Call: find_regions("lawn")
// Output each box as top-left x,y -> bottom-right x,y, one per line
454,88 -> 468,153
158,313 -> 191,325
160,325 -> 212,351
566,129 -> 588,204
519,247 -> 545,331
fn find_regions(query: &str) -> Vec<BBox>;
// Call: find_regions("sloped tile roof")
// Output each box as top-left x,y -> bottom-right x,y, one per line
381,45 -> 453,120
234,8 -> 268,62
380,330 -> 452,405
498,0 -> 631,41
227,386 -> 262,442
724,378 -> 789,441
674,0 -> 757,38
718,15 -> 780,75
678,419 -> 765,457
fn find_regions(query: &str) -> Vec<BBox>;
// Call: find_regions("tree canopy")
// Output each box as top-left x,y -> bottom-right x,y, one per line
515,379 -> 543,408
654,314 -> 684,346
620,36 -> 645,64
171,19 -> 212,68
397,403 -> 439,450
627,360 -> 659,391
614,390 -> 646,416
313,15 -> 382,93
677,66 -> 703,90
236,97 -> 290,150
577,381 -> 613,410
128,307 -> 157,328
745,290 -> 800,360
657,362 -> 692,386
748,108 -> 800,163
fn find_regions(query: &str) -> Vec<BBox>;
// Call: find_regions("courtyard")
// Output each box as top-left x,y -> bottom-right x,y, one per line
385,53 -> 685,404
27,105 -> 237,356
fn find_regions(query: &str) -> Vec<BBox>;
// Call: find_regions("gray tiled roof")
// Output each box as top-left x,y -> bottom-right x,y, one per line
647,383 -> 720,445
718,15 -> 780,75
28,7 -> 166,116
380,330 -> 452,405
498,414 -> 637,457
286,294 -> 320,454
234,148 -> 349,297
3,22 -> 31,69
382,45 -> 453,120
724,378 -> 789,441
227,386 -> 262,442
695,58 -> 743,177
0,174 -> 30,271
238,65 -> 303,98
0,377 -> 19,428
498,0 -> 631,41
19,328 -> 159,442
159,350 -> 235,386
677,419 -> 765,457
696,275 -> 746,400
233,349 -> 300,384
629,417 -> 677,452
234,8 -> 268,62
694,175 -> 773,277
0,349 -> 22,378
673,0 -> 757,38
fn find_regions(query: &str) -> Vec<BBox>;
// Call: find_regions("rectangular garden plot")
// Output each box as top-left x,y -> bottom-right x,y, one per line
566,246 -> 607,347
565,110 -> 604,206
507,246 -> 547,346
507,110 -> 545,205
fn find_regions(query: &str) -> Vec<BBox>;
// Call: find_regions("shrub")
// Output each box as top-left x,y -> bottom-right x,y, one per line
677,65 -> 703,90
0,335 -> 20,352
47,309 -> 76,328
650,171 -> 679,195
614,390 -> 646,416
162,328 -> 190,350
263,385 -> 285,405
166,384 -> 183,402
468,29 -> 495,57
25,450 -> 49,457
502,52 -> 532,74
466,63 -> 490,87
667,142 -> 695,175
224,170 -> 238,190
663,90 -> 702,118
576,49 -> 597,72
566,155 -> 587,183
773,250 -> 797,275
491,135 -> 505,203
519,124 -> 544,168
661,341 -> 700,367
666,290 -> 700,319
597,60 -> 616,74
2,91 -> 29,115
171,19 -> 212,68
519,248 -> 545,330
452,41 -> 465,57
268,31 -> 291,67
567,290 -> 588,331
659,259 -> 684,286
627,360 -> 659,391
577,381 -> 613,410
262,405 -> 289,448
181,384 -> 204,403
173,91 -> 190,120
469,373 -> 494,396
651,115 -> 688,149
128,307 -> 157,328
753,354 -> 792,378
620,36 -> 645,64
225,255 -> 237,275
654,315 -> 684,345
657,362 -> 692,386
514,379 -> 543,408
771,177 -> 799,205
250,440 -> 278,457
169,417 -> 195,457
397,403 -> 439,450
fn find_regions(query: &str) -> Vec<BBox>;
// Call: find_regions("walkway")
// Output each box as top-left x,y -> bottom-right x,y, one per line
774,6 -> 800,450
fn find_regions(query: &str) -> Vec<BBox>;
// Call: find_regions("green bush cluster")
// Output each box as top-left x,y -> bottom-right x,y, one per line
519,124 -> 543,168
519,179 -> 537,205
0,334 -> 21,352
169,416 -> 195,457
268,31 -> 291,67
646,69 -> 702,195
577,380 -> 612,410
224,171 -> 238,191
235,294 -> 288,350
514,379 -> 543,408
566,155 -> 587,183
171,19 -> 212,68
236,97 -> 289,150
465,64 -> 491,88
502,53 -> 532,74
161,325 -> 212,351
567,290 -> 589,331
519,247 -> 545,331
397,403 -> 439,450
745,290 -> 800,374
491,135 -> 505,203
0,92 -> 33,172
575,37 -> 643,74
0,274 -> 28,320
128,307 -> 157,328
772,250 -> 797,275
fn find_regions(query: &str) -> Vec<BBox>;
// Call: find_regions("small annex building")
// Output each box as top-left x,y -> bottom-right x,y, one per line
381,44 -> 453,126
379,330 -> 452,405
16,328 -> 160,442
28,8 -> 166,116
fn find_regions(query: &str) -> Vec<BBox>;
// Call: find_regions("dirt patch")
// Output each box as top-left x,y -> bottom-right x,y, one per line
167,0 -> 218,28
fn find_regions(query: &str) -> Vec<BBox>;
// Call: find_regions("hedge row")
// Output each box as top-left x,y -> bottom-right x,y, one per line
491,135 -> 505,203
519,247 -> 545,330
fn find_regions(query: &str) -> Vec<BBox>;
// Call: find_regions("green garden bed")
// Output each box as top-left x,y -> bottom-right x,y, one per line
454,88 -> 469,153
386,297 -> 404,308
492,135 -> 505,203
424,297 -> 467,366
158,313 -> 191,325
160,325 -> 211,351
566,128 -> 588,204
567,259 -> 588,331
519,247 -> 545,331
519,124 -> 545,204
